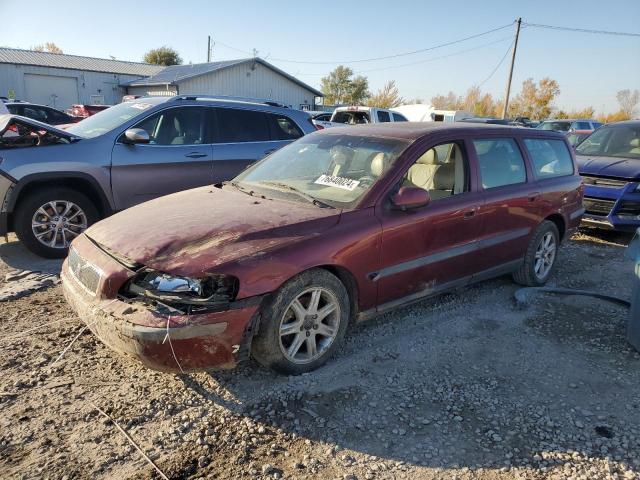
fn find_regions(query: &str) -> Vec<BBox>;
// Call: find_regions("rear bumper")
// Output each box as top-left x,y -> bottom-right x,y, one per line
61,235 -> 262,372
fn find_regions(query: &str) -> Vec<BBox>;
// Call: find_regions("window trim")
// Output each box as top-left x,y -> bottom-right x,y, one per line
471,136 -> 530,191
522,137 -> 576,181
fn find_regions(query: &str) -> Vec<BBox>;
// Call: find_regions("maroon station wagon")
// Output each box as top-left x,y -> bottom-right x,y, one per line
61,123 -> 584,374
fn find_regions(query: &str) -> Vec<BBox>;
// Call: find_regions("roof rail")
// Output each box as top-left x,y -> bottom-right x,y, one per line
168,94 -> 289,108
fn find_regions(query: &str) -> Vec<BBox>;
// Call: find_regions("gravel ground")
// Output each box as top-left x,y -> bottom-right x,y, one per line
0,228 -> 639,480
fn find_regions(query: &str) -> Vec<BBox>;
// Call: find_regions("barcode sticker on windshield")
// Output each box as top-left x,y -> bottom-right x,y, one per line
314,174 -> 360,191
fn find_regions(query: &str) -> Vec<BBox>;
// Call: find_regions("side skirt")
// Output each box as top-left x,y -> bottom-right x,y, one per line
356,259 -> 523,322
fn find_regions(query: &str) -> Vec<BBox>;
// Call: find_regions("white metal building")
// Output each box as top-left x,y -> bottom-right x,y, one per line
0,48 -> 163,109
0,49 -> 323,111
122,58 -> 322,110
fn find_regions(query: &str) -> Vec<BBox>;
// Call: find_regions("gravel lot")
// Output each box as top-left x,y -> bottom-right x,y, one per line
1,229 -> 639,480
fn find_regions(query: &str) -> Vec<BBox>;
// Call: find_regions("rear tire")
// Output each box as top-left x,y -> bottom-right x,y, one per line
513,220 -> 559,286
14,187 -> 99,258
252,269 -> 350,375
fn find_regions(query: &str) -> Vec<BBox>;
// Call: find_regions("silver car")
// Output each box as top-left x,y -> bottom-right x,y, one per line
0,95 -> 315,257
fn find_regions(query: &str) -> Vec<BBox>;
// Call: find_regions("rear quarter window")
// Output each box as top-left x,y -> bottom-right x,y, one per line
524,138 -> 574,179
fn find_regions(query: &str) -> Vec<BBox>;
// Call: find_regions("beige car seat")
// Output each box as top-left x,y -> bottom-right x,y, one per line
406,149 -> 455,199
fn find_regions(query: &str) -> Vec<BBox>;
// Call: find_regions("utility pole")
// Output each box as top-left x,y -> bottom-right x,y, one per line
207,35 -> 211,62
501,17 -> 522,119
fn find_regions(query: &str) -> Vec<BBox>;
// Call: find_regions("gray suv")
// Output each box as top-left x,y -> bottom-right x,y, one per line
0,95 -> 315,257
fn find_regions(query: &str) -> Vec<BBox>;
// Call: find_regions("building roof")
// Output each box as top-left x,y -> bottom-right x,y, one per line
122,58 -> 323,96
0,47 -> 164,76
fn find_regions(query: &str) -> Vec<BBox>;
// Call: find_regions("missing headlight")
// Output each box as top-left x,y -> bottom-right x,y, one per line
121,270 -> 239,314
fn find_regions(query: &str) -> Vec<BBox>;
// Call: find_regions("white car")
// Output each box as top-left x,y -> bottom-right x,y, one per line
330,106 -> 407,125
307,111 -> 341,130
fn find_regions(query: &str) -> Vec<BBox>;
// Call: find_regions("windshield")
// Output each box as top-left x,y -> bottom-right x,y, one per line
576,124 -> 640,159
66,100 -> 162,138
232,133 -> 411,208
538,121 -> 571,131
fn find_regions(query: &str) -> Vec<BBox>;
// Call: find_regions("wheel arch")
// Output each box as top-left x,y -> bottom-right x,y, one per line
543,213 -> 566,241
7,172 -> 113,230
311,264 -> 360,322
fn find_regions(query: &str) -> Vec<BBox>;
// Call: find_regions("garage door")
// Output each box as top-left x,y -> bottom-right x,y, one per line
24,74 -> 79,110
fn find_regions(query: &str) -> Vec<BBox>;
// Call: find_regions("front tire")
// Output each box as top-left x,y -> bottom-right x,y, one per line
513,220 -> 559,286
14,187 -> 99,258
252,269 -> 350,375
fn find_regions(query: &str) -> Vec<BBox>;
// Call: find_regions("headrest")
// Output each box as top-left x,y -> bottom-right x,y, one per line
417,149 -> 438,165
631,138 -> 640,148
370,152 -> 387,177
330,145 -> 353,165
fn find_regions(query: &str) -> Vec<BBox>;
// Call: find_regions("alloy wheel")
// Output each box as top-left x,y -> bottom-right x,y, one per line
31,200 -> 88,249
279,287 -> 341,364
534,232 -> 556,279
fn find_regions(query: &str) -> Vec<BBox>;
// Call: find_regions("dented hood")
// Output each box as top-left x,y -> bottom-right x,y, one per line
0,113 -> 80,140
85,186 -> 340,275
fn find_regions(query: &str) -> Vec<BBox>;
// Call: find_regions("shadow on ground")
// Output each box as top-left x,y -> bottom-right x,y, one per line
0,237 -> 63,274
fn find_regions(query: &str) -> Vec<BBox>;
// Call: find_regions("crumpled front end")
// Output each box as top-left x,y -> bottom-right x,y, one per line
61,234 -> 262,372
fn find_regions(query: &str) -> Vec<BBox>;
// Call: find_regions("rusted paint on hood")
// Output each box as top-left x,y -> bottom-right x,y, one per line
86,186 -> 340,276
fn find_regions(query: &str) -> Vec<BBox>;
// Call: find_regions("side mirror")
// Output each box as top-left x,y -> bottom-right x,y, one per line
124,128 -> 150,144
391,186 -> 430,211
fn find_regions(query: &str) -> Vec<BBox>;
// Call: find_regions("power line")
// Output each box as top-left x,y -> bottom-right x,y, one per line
523,22 -> 640,38
214,22 -> 515,65
477,39 -> 515,88
293,35 -> 515,76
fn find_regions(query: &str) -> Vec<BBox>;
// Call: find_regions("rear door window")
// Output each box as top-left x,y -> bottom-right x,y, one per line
267,114 -> 303,140
473,138 -> 527,189
524,138 -> 574,179
216,108 -> 270,143
573,121 -> 591,130
377,111 -> 391,122
392,113 -> 407,122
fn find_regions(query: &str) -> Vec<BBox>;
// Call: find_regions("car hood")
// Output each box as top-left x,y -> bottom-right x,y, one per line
0,114 -> 80,140
85,186 -> 341,276
576,155 -> 640,180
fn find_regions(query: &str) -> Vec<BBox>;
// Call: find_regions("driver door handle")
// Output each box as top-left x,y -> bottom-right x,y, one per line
463,207 -> 478,220
185,152 -> 207,158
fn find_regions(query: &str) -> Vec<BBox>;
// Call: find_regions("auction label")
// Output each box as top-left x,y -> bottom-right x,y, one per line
314,174 -> 360,191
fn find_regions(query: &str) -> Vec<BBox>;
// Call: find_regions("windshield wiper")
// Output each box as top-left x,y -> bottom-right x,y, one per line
258,181 -> 334,208
224,181 -> 256,196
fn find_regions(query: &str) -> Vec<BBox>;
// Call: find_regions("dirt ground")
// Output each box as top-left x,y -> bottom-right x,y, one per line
1,228 -> 639,480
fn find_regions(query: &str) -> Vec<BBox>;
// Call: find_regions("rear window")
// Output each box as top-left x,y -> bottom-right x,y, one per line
216,108 -> 270,143
332,111 -> 371,124
267,114 -> 303,140
473,138 -> 527,189
524,138 -> 574,179
377,111 -> 391,122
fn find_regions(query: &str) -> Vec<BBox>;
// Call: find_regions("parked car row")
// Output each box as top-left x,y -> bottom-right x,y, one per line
1,92 -> 638,376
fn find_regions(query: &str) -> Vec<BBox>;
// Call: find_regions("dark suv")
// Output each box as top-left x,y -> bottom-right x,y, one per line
0,95 -> 315,257
61,123 -> 584,374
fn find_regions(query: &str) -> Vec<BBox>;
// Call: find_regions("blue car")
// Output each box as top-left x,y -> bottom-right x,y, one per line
576,120 -> 640,231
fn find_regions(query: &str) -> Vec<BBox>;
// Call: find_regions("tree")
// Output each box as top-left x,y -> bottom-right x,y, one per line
430,91 -> 462,110
367,80 -> 404,108
320,66 -> 370,105
508,77 -> 560,119
143,46 -> 182,66
33,42 -> 63,54
616,89 -> 640,118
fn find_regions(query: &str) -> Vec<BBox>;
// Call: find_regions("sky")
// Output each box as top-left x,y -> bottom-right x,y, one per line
1,0 -> 639,113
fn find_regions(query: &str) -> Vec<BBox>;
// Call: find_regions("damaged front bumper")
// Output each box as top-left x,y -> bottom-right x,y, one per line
61,235 -> 263,372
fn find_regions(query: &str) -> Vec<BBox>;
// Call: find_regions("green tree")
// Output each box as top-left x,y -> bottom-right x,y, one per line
320,66 -> 370,105
367,80 -> 404,108
33,42 -> 63,54
143,46 -> 182,66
